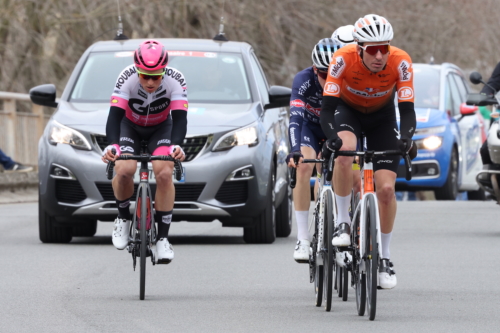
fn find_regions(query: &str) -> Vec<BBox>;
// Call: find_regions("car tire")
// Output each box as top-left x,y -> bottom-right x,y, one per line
435,148 -> 459,200
276,172 -> 292,238
39,192 -> 72,243
243,162 -> 276,244
467,188 -> 486,201
72,220 -> 98,237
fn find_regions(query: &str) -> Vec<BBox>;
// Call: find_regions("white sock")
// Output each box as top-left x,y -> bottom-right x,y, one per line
335,193 -> 352,226
381,232 -> 392,259
295,210 -> 310,241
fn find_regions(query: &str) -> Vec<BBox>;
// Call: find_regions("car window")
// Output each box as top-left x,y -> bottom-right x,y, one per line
248,53 -> 270,106
447,74 -> 462,116
451,73 -> 468,103
412,66 -> 440,109
70,51 -> 252,104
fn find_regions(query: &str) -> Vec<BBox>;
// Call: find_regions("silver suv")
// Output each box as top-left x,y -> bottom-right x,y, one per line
30,38 -> 292,244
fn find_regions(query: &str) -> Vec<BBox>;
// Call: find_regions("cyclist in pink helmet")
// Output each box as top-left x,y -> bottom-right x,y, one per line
102,39 -> 188,263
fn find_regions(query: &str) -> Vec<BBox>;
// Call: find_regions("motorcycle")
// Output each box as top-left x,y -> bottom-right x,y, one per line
467,71 -> 500,204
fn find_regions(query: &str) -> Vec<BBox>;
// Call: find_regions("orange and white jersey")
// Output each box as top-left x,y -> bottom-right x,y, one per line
323,44 -> 414,113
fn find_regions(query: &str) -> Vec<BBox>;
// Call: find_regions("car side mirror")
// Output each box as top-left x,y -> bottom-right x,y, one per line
265,85 -> 292,110
469,72 -> 483,85
459,102 -> 477,116
29,84 -> 58,108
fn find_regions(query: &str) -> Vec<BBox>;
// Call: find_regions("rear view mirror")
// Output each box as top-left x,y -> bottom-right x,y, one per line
265,85 -> 292,110
469,72 -> 483,85
29,84 -> 58,108
459,102 -> 477,116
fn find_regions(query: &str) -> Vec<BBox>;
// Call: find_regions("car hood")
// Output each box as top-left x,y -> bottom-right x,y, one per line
397,107 -> 448,128
52,101 -> 259,135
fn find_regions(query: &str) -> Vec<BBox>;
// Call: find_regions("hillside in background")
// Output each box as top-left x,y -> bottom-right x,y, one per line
0,0 -> 499,94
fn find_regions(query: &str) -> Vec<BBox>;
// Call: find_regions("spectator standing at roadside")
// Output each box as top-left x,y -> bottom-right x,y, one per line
0,148 -> 33,172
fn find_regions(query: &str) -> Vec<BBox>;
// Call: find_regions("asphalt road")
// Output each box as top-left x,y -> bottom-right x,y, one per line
1,201 -> 500,332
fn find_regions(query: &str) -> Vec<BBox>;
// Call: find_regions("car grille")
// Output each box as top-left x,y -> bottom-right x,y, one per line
215,181 -> 248,204
95,183 -> 206,202
55,179 -> 87,203
93,134 -> 208,161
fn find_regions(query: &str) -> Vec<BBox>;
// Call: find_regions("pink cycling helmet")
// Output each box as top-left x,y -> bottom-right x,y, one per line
134,40 -> 168,71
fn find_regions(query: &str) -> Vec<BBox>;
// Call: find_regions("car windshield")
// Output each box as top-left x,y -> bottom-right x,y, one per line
413,66 -> 441,109
70,51 -> 252,104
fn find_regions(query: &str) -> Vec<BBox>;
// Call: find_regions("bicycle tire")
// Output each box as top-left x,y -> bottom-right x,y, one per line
311,209 -> 324,307
323,190 -> 334,312
139,185 -> 147,300
315,265 -> 324,307
365,194 -> 378,320
336,263 -> 342,298
353,203 -> 366,316
342,266 -> 348,302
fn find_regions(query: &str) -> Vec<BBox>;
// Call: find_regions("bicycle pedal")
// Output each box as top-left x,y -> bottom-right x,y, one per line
156,258 -> 172,265
294,259 -> 309,264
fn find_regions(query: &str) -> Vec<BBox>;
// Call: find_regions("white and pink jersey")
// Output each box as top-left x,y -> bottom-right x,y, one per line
110,64 -> 188,126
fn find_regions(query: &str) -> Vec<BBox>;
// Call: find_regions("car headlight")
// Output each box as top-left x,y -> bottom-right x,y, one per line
415,136 -> 443,150
212,124 -> 259,151
48,120 -> 91,150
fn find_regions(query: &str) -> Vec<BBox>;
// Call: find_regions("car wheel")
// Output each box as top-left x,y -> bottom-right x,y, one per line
39,191 -> 72,243
276,171 -> 292,238
72,220 -> 98,237
243,162 -> 276,244
435,148 -> 459,200
467,188 -> 486,201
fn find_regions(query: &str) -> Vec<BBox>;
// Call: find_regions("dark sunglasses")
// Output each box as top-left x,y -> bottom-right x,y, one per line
359,44 -> 390,56
137,69 -> 165,81
316,69 -> 328,80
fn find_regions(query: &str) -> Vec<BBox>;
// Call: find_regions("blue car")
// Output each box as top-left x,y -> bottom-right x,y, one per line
395,63 -> 486,200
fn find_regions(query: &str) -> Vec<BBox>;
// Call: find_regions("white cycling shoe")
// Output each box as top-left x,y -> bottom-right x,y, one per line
112,217 -> 130,250
379,259 -> 397,289
332,223 -> 351,247
156,238 -> 174,264
293,240 -> 311,263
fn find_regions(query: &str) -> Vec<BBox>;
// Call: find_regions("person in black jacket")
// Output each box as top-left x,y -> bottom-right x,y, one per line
479,62 -> 500,166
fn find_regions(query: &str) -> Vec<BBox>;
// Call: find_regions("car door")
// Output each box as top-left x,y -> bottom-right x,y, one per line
248,52 -> 288,202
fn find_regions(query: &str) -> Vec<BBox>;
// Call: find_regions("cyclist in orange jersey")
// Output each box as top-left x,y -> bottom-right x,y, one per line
320,14 -> 417,289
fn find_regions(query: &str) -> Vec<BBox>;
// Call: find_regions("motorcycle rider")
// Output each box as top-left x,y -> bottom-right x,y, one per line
479,62 -> 500,169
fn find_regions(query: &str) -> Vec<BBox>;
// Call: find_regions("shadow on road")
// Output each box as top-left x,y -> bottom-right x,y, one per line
69,235 -> 246,246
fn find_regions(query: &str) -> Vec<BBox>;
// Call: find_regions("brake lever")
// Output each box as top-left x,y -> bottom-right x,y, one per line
290,154 -> 300,189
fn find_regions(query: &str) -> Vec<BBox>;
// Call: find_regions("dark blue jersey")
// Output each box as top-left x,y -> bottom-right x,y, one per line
289,67 -> 324,152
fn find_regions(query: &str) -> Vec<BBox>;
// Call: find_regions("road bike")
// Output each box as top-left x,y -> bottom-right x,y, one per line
106,141 -> 183,300
290,154 -> 336,311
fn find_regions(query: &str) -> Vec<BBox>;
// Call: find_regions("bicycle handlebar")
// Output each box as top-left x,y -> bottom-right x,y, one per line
106,151 -> 183,181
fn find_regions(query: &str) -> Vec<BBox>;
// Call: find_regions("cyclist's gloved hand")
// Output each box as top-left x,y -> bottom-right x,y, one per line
321,137 -> 343,159
286,151 -> 303,167
171,145 -> 186,161
399,138 -> 417,160
101,144 -> 121,163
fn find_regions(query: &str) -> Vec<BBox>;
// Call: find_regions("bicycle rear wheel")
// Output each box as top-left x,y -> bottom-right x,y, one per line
335,262 -> 342,298
352,202 -> 366,315
138,185 -> 148,300
365,195 -> 378,320
323,190 -> 334,311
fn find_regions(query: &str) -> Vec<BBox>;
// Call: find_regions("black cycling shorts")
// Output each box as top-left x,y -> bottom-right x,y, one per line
118,117 -> 173,155
335,99 -> 400,173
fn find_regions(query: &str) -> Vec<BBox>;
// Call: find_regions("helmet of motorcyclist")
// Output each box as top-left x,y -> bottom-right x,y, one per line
134,40 -> 169,71
352,14 -> 393,43
311,38 -> 345,70
331,25 -> 355,44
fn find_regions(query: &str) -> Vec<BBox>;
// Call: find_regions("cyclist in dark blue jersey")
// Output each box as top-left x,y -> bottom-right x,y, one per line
287,37 -> 348,262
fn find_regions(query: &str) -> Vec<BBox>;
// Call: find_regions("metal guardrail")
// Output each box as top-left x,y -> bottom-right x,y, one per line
0,92 -> 53,167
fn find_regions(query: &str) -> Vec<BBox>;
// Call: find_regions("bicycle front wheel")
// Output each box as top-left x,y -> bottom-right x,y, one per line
139,185 -> 148,300
365,195 -> 378,320
323,190 -> 334,312
352,200 -> 366,316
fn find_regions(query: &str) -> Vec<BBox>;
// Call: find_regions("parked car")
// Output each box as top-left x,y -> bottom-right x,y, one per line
395,63 -> 486,199
30,38 -> 292,244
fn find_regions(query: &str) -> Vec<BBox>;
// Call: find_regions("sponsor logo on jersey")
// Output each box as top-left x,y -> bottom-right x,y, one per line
165,68 -> 187,87
330,56 -> 345,78
298,79 -> 311,96
347,86 -> 390,98
157,138 -> 171,145
340,124 -> 354,131
120,146 -> 134,152
290,128 -> 297,147
352,70 -> 364,76
305,103 -> 321,117
184,103 -> 188,108
377,160 -> 393,163
112,99 -> 118,104
304,136 -> 310,142
290,99 -> 305,108
115,67 -> 137,89
398,60 -> 412,81
138,90 -> 147,99
120,137 -> 134,144
398,87 -> 414,100
155,90 -> 166,98
364,87 -> 379,93
324,82 -> 340,94
378,73 -> 390,78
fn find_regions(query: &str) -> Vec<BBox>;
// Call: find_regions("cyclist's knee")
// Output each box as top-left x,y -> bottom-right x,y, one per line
155,169 -> 173,186
297,162 -> 313,178
336,155 -> 354,169
377,183 -> 395,204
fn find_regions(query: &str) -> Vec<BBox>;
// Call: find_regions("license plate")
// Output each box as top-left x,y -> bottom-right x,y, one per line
133,163 -> 185,183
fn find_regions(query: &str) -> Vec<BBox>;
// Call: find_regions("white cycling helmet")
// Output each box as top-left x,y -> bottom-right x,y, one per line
311,38 -> 345,70
331,25 -> 355,44
352,14 -> 393,43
